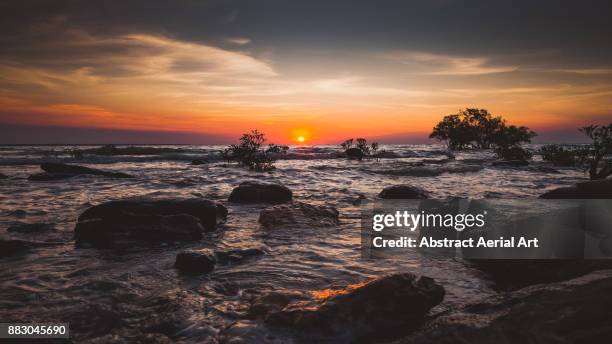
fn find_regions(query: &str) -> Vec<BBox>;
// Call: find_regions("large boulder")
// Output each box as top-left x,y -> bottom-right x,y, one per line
28,163 -> 133,181
74,198 -> 227,248
397,270 -> 612,344
255,273 -> 444,342
228,182 -> 292,204
379,185 -> 430,199
175,249 -> 216,274
258,202 -> 339,229
540,178 -> 612,199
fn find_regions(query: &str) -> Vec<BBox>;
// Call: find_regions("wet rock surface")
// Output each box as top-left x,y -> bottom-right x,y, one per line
175,249 -> 216,274
253,273 -> 444,342
397,270 -> 612,344
74,198 -> 227,248
28,163 -> 133,181
491,160 -> 529,167
368,164 -> 483,177
228,181 -> 293,204
540,178 -> 612,199
379,185 -> 430,199
7,222 -> 56,233
215,247 -> 266,265
190,159 -> 208,165
258,201 -> 339,229
470,259 -> 612,291
0,172 -> 8,179
0,238 -> 62,258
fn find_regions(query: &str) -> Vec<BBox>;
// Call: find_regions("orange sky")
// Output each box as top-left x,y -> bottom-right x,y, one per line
1,30 -> 612,143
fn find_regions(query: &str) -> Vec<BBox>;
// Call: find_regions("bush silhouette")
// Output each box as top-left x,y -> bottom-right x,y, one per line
340,138 -> 379,160
224,130 -> 287,171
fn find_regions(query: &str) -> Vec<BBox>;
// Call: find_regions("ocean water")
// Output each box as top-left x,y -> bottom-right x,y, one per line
0,144 -> 588,342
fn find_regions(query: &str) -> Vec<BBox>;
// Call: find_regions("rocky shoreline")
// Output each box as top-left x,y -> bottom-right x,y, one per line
2,170 -> 612,342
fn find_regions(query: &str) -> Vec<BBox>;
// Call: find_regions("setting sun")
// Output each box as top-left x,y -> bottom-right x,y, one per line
297,136 -> 305,143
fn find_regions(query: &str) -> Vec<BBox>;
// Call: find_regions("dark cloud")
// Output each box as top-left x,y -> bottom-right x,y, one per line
2,0 -> 612,57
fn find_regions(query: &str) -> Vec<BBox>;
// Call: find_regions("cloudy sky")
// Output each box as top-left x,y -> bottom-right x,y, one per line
1,0 -> 611,144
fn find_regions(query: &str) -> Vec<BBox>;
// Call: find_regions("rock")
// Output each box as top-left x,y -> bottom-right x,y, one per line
379,185 -> 430,199
0,238 -> 62,258
491,160 -> 529,167
28,163 -> 133,180
345,147 -> 364,160
215,248 -> 266,264
0,173 -> 7,179
397,270 -> 612,344
260,273 -> 444,342
470,259 -> 612,290
82,145 -> 184,156
527,166 -> 561,174
74,198 -> 227,248
228,181 -> 292,204
8,209 -> 27,217
43,162 -> 133,178
190,159 -> 208,165
28,172 -> 77,181
175,249 -> 216,274
7,222 -> 55,233
370,165 -> 483,177
372,151 -> 401,159
247,291 -> 309,320
258,202 -> 339,229
540,178 -> 612,199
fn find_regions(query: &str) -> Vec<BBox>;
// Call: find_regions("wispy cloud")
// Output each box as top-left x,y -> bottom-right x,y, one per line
554,68 -> 612,75
385,52 -> 518,75
225,37 -> 252,45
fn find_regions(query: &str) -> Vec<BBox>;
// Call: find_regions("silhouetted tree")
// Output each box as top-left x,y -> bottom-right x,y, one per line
340,138 -> 379,160
430,108 -> 536,157
225,130 -> 287,171
580,124 -> 612,180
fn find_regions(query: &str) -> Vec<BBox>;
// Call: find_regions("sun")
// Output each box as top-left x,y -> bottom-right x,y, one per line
297,136 -> 305,143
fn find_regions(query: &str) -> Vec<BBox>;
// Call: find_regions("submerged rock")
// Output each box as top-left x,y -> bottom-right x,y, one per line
7,222 -> 55,233
491,160 -> 529,167
370,165 -> 483,177
75,198 -> 227,248
540,178 -> 612,199
175,249 -> 216,274
372,151 -> 401,159
215,248 -> 266,264
28,163 -> 133,181
0,238 -> 62,258
398,270 -> 612,344
345,147 -> 364,160
379,185 -> 430,199
190,159 -> 208,165
258,202 -> 339,229
258,273 -> 444,342
527,166 -> 561,174
28,172 -> 78,181
228,181 -> 293,204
